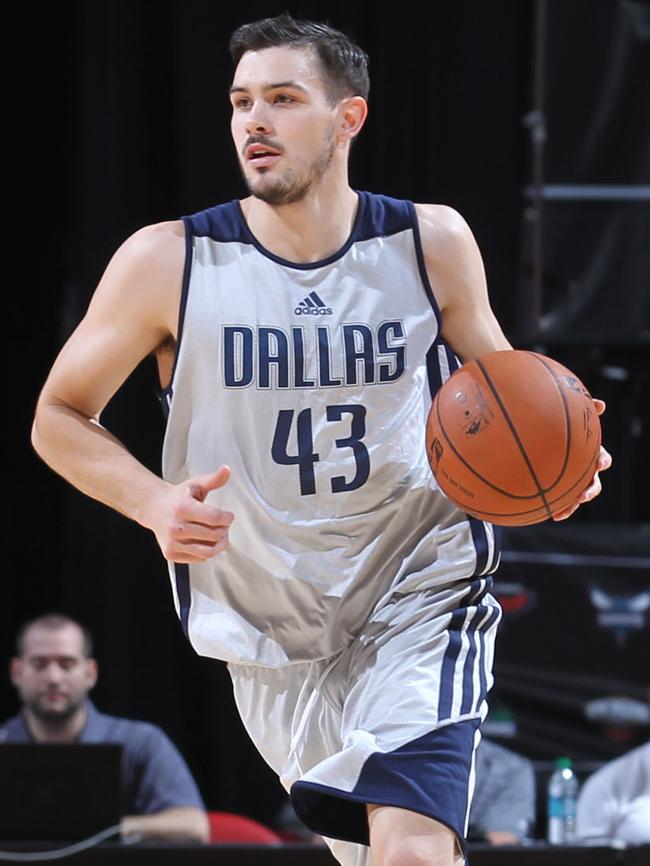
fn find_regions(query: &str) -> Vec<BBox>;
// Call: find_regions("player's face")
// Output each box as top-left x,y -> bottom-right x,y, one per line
10,626 -> 97,723
230,46 -> 340,205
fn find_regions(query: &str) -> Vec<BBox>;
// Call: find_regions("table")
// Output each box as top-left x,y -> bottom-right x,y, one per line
0,842 -> 647,865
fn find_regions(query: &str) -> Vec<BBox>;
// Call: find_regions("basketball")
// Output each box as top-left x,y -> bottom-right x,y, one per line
425,350 -> 601,526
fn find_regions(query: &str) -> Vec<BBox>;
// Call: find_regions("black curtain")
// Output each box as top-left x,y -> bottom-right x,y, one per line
516,0 -> 650,526
8,0 -> 647,825
522,0 -> 650,345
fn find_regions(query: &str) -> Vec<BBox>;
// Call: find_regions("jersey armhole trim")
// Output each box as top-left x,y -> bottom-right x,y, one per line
158,218 -> 194,403
408,201 -> 442,333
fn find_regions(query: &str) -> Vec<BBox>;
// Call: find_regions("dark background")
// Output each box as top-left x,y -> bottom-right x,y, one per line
6,0 -> 650,829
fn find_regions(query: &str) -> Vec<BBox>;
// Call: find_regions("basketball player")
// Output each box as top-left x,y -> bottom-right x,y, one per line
31,15 -> 611,866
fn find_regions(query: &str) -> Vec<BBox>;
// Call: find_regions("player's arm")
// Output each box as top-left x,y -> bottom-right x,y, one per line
414,203 -> 611,517
31,222 -> 232,561
414,203 -> 512,360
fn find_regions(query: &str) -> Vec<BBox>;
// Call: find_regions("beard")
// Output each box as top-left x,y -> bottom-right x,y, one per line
242,131 -> 337,206
27,692 -> 85,724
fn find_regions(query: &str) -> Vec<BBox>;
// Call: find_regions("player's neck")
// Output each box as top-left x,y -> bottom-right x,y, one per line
24,704 -> 87,743
242,183 -> 359,264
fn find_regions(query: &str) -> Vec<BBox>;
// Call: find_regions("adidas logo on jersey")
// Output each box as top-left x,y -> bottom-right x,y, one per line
295,291 -> 332,316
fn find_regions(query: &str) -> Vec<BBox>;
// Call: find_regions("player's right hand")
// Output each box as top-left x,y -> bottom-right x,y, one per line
147,465 -> 234,563
552,399 -> 612,521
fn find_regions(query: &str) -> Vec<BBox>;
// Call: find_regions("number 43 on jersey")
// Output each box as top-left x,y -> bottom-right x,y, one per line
271,405 -> 370,495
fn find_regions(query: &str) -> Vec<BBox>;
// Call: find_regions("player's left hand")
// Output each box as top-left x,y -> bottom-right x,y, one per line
553,399 -> 612,521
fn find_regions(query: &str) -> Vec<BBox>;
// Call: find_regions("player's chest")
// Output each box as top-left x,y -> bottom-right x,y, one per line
188,243 -> 438,390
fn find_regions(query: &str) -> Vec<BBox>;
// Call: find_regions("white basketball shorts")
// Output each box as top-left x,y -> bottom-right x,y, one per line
228,576 -> 501,866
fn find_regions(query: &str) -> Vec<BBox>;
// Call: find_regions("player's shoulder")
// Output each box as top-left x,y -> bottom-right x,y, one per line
84,220 -> 187,325
117,220 -> 185,268
413,202 -> 466,228
96,220 -> 186,307
413,203 -> 482,279
414,203 -> 474,251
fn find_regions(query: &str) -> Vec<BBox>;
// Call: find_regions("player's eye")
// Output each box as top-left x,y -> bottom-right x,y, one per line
274,93 -> 295,104
233,97 -> 250,109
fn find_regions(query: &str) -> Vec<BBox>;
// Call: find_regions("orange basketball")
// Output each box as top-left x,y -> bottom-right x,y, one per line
425,350 -> 601,526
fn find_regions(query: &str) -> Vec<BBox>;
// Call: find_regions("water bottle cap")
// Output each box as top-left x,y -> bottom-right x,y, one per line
555,756 -> 572,768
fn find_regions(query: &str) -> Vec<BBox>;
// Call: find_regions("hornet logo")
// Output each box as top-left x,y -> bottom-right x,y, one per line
589,587 -> 650,647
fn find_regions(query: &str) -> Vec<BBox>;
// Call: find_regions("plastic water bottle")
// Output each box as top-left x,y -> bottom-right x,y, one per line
547,756 -> 579,844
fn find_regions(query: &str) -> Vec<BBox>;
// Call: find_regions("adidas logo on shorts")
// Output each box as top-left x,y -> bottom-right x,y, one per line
294,291 -> 333,316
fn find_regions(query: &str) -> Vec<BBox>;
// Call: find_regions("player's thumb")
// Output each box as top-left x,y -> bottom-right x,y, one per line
187,465 -> 232,501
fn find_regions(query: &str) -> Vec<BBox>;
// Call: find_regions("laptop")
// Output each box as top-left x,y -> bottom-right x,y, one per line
0,743 -> 122,841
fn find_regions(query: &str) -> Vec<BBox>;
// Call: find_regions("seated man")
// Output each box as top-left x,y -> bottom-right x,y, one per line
576,741 -> 650,845
1,613 -> 209,843
468,738 -> 536,845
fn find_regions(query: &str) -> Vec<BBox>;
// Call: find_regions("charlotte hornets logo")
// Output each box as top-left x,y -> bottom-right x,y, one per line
589,587 -> 650,647
222,320 -> 407,389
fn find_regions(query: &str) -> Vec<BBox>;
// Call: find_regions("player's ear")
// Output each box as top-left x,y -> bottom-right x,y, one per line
9,657 -> 23,687
337,96 -> 367,145
84,658 -> 99,690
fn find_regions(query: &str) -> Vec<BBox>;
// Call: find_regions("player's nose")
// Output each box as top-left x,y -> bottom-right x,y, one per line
245,100 -> 274,136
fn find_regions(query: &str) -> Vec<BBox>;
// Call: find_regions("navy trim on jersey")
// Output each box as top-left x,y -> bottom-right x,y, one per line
477,605 -> 501,709
182,191 -> 423,271
465,576 -> 489,606
425,337 -> 461,399
408,201 -> 442,331
459,619 -> 481,716
469,518 -> 489,575
444,343 -> 460,375
158,219 -> 194,408
437,606 -> 468,720
425,341 -> 443,398
158,386 -> 172,420
490,525 -> 502,572
291,719 -> 479,857
233,194 -> 366,269
173,563 -> 191,638
424,341 -> 500,577
437,575 -> 499,721
185,195 -> 366,270
357,191 -> 415,241
459,601 -> 501,716
185,200 -> 249,244
469,518 -> 501,575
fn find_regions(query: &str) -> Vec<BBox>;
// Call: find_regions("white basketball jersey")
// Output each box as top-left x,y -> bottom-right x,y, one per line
161,191 -> 500,667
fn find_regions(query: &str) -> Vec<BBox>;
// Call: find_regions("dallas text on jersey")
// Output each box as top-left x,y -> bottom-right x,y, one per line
223,321 -> 407,389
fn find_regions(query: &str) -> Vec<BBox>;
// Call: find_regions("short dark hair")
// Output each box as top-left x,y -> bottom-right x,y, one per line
15,614 -> 94,659
229,13 -> 370,105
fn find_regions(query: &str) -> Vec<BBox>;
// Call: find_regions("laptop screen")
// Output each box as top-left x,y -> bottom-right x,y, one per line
0,743 -> 122,841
